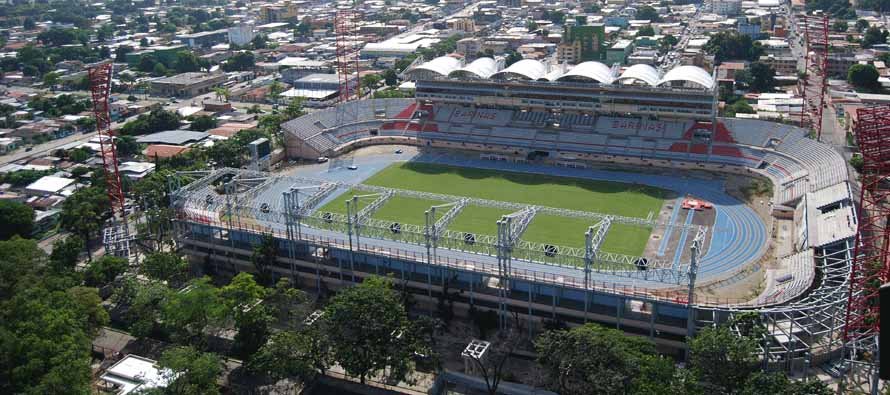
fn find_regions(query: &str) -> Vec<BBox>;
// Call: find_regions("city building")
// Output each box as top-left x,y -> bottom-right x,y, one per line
447,17 -> 476,33
150,72 -> 227,98
177,29 -> 229,49
606,39 -> 634,65
760,55 -> 797,75
259,1 -> 302,23
557,22 -> 607,64
228,23 -> 256,46
712,0 -> 742,16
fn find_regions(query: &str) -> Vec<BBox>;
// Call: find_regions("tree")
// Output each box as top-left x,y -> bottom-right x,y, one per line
251,233 -> 278,286
748,62 -> 776,92
383,68 -> 398,86
60,186 -> 109,260
833,20 -> 849,32
140,37 -> 149,47
251,34 -> 268,49
536,323 -> 659,395
527,20 -> 539,32
223,52 -> 256,72
23,17 -> 36,30
658,35 -> 679,53
115,135 -> 141,157
505,51 -> 523,67
138,54 -> 158,72
283,97 -> 306,120
152,62 -> 168,77
740,372 -> 831,395
636,6 -> 662,22
189,115 -> 217,132
0,200 -> 34,240
68,146 -> 92,163
249,329 -> 332,381
688,326 -> 758,392
161,276 -> 226,348
267,80 -> 283,103
115,45 -> 133,62
49,235 -> 84,273
156,346 -> 223,395
704,31 -> 764,64
42,72 -> 60,91
324,276 -> 420,384
258,114 -> 284,134
174,51 -> 203,73
637,25 -> 655,37
848,64 -> 880,90
862,26 -> 889,48
83,255 -> 127,287
575,15 -> 587,25
142,251 -> 188,283
0,282 -> 96,394
67,286 -> 110,335
856,19 -> 870,32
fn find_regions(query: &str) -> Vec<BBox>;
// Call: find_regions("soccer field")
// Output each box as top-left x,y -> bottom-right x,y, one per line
353,162 -> 668,256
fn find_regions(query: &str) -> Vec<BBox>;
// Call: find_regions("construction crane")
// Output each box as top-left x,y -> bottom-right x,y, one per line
87,62 -> 132,257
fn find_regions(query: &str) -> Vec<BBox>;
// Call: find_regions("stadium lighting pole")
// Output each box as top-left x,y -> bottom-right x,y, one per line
345,198 -> 354,283
584,227 -> 593,323
424,208 -> 435,301
685,237 -> 700,363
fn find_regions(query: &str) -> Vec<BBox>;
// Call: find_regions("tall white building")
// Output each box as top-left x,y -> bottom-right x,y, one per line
712,0 -> 742,16
228,23 -> 256,46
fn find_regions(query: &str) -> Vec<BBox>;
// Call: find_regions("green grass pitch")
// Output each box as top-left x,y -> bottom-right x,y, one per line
318,189 -> 444,225
357,163 -> 668,256
363,162 -> 666,218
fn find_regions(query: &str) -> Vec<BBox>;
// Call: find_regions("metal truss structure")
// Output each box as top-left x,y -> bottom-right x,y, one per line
172,169 -> 700,285
88,62 -> 132,257
334,9 -> 361,103
798,14 -> 829,140
836,105 -> 890,391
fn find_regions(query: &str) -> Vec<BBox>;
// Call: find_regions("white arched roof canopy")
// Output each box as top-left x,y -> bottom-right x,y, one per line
556,61 -> 615,84
405,56 -> 462,77
448,57 -> 498,79
491,59 -> 547,81
616,64 -> 660,86
657,65 -> 715,89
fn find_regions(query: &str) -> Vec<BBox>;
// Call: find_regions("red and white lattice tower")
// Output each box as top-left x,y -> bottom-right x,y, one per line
797,14 -> 829,140
335,9 -> 362,103
87,62 -> 127,223
844,105 -> 890,345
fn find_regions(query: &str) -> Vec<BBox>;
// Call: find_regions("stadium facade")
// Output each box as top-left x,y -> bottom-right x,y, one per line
172,57 -> 858,369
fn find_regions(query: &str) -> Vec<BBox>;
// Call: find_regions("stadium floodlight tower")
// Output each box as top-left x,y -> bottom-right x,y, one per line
88,61 -> 133,258
844,105 -> 890,392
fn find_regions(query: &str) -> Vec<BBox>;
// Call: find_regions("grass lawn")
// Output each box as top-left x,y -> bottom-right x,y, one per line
317,190 -> 444,226
363,162 -> 667,218
447,205 -> 514,235
319,163 -> 665,260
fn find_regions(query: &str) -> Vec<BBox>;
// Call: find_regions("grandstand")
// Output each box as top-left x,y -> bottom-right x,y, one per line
182,60 -> 857,367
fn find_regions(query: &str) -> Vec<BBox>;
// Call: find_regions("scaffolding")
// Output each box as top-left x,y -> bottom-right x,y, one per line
88,62 -> 132,257
334,9 -> 361,103
798,14 -> 829,140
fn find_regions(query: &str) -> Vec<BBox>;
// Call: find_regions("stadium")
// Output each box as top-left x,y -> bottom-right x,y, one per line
171,57 -> 856,369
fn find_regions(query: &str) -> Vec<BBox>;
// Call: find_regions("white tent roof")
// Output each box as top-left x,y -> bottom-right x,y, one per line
617,64 -> 660,86
491,59 -> 547,81
657,65 -> 715,89
408,56 -> 462,77
449,57 -> 499,79
556,61 -> 615,84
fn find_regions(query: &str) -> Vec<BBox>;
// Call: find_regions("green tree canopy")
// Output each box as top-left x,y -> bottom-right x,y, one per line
0,200 -> 34,240
848,63 -> 880,90
862,26 -> 889,48
83,255 -> 127,287
688,326 -> 759,392
155,346 -> 223,395
636,6 -> 662,22
324,276 -> 422,384
704,31 -> 764,64
189,115 -> 218,132
142,251 -> 188,283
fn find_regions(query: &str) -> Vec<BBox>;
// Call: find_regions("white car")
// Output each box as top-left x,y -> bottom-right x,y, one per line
347,165 -> 358,170
317,157 -> 329,163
